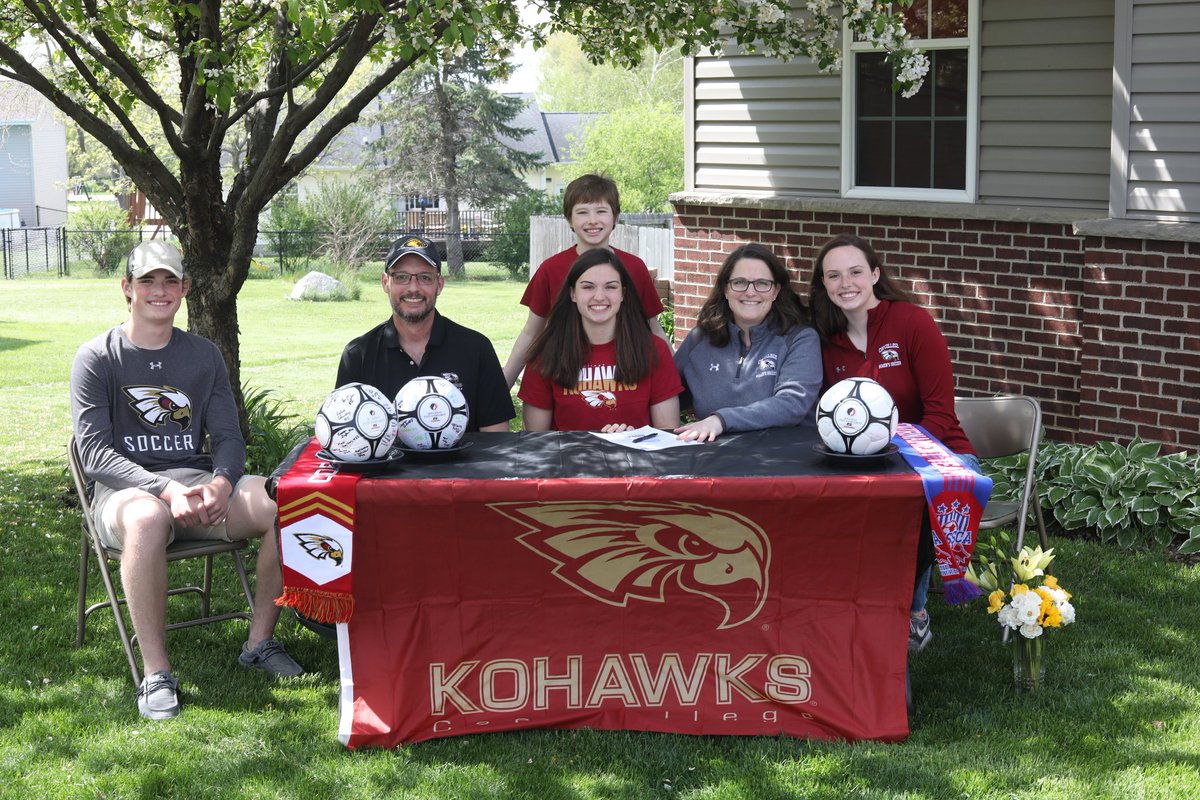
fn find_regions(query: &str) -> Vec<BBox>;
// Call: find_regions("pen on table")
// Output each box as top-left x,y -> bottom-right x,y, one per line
632,432 -> 659,443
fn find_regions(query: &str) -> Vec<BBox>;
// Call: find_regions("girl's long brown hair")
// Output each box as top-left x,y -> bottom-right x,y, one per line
527,248 -> 657,388
809,233 -> 914,341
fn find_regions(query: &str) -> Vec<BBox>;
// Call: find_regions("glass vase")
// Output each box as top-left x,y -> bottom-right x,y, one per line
1012,634 -> 1045,693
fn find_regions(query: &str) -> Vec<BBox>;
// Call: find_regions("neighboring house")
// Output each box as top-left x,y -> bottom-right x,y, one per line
672,0 -> 1199,452
294,122 -> 376,205
0,79 -> 68,227
499,93 -> 597,197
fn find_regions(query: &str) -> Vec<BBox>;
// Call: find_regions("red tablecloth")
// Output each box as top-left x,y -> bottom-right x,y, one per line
287,429 -> 925,747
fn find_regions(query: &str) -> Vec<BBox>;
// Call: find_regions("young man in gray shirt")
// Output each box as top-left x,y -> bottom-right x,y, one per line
71,241 -> 303,720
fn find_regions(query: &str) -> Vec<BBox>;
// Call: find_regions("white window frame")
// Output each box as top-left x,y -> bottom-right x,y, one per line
840,0 -> 981,202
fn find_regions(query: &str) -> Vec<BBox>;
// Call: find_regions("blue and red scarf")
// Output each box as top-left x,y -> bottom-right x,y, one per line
893,423 -> 992,604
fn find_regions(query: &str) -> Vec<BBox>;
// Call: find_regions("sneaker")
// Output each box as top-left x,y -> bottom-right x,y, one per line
137,670 -> 181,720
908,613 -> 933,652
239,638 -> 305,677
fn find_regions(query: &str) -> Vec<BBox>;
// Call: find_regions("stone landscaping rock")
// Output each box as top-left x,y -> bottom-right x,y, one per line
289,271 -> 351,301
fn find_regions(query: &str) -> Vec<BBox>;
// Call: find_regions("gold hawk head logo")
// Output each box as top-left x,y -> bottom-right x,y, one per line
581,390 -> 617,409
404,237 -> 426,248
292,533 -> 345,566
123,385 -> 192,430
491,500 -> 771,629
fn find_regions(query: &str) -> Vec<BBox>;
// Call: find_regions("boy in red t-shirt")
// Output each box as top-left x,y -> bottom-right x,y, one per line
502,173 -> 668,388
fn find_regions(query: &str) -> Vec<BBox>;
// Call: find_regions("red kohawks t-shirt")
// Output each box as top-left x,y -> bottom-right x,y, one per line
518,338 -> 682,431
520,246 -> 665,319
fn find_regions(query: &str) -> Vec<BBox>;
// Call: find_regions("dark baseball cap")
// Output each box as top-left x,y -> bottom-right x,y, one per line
385,235 -> 441,272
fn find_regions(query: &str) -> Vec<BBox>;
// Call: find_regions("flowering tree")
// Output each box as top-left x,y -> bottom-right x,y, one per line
0,0 -> 924,420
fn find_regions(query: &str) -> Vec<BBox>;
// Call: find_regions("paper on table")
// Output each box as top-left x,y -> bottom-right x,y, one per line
589,425 -> 703,451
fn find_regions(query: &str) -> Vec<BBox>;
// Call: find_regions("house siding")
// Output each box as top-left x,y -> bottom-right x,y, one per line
0,124 -> 35,225
689,0 -> 1114,212
31,113 -> 68,226
973,0 -> 1112,207
1122,0 -> 1200,222
692,47 -> 840,194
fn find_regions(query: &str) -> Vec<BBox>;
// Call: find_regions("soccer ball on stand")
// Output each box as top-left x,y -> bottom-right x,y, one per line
815,377 -> 899,455
394,376 -> 470,450
314,383 -> 398,461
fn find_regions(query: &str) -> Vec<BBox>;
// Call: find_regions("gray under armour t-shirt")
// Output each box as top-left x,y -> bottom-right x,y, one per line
70,325 -> 245,497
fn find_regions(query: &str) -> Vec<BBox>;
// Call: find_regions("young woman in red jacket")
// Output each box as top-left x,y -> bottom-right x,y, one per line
810,233 -> 980,653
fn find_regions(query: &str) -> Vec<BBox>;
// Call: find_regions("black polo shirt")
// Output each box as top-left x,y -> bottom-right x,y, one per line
336,312 -> 515,430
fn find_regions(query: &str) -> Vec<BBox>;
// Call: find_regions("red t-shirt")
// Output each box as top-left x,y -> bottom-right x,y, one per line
820,299 -> 975,454
520,246 -> 665,319
518,338 -> 682,431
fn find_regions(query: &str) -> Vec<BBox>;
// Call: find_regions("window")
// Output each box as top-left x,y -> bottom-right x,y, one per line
842,0 -> 978,201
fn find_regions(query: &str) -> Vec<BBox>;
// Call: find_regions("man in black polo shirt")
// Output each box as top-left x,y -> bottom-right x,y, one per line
337,235 -> 514,432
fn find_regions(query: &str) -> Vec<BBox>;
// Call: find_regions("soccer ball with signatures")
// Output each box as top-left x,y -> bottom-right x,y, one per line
815,377 -> 898,455
314,383 -> 398,461
394,376 -> 469,450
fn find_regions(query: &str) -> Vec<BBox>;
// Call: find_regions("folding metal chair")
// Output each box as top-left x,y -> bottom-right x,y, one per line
954,395 -> 1050,552
69,435 -> 255,686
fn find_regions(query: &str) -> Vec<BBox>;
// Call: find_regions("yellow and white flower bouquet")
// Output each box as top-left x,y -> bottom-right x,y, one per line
966,544 -> 1077,691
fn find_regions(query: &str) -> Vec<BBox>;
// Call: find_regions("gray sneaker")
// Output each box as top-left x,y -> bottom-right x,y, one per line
137,670 -> 181,720
239,638 -> 305,676
908,613 -> 933,652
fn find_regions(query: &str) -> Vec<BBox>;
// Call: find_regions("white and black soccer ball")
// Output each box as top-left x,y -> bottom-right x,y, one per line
394,375 -> 469,450
815,377 -> 899,455
314,382 -> 398,461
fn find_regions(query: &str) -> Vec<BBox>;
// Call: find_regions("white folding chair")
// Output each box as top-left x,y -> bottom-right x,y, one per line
69,435 -> 255,686
954,395 -> 1049,552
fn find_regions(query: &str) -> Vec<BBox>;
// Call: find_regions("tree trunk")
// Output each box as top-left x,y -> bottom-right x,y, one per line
170,156 -> 258,436
433,70 -> 466,279
445,199 -> 465,279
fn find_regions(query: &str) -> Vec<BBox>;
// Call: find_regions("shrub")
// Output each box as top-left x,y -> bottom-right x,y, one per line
246,257 -> 274,280
307,179 -> 391,273
658,301 -> 674,341
486,190 -> 560,280
986,438 -> 1200,553
262,194 -> 322,274
243,385 -> 311,477
68,203 -> 138,275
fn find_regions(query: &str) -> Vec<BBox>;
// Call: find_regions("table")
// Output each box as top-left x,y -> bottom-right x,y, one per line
287,427 -> 926,747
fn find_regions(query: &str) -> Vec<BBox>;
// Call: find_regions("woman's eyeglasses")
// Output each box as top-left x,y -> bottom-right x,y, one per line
727,278 -> 776,293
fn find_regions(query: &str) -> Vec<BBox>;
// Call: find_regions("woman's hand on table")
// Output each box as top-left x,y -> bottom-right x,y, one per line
674,415 -> 724,442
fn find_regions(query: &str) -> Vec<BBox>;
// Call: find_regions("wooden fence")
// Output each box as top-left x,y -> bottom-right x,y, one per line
529,217 -> 673,283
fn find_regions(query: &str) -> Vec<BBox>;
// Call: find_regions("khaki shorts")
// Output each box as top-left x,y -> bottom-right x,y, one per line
92,468 -> 255,552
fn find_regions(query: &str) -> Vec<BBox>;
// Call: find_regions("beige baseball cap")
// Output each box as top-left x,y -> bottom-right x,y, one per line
127,241 -> 184,280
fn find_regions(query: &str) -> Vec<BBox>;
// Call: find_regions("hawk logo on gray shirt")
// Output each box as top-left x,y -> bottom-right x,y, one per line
122,385 -> 193,430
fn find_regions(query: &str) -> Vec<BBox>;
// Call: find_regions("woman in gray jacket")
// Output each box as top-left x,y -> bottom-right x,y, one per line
673,243 -> 823,442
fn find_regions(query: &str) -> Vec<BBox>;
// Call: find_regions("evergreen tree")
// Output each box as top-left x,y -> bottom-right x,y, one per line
369,46 -> 542,278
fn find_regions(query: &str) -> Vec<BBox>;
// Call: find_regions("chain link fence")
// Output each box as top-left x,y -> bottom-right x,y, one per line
1,227 -> 67,278
4,210 -> 677,282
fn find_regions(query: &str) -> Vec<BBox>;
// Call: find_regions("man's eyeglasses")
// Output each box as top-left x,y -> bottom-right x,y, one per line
727,278 -> 776,293
386,271 -> 439,286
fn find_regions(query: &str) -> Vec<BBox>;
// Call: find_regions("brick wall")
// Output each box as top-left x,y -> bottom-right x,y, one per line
1079,237 -> 1200,450
673,202 -> 1200,453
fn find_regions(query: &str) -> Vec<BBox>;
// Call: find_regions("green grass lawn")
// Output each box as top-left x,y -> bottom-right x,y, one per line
1,276 -> 1198,799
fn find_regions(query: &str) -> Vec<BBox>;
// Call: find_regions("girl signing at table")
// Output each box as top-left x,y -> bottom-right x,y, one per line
519,249 -> 682,432
673,243 -> 822,442
810,232 -> 978,653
